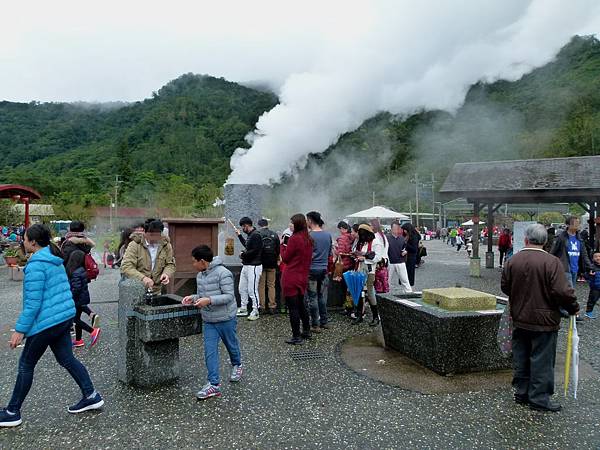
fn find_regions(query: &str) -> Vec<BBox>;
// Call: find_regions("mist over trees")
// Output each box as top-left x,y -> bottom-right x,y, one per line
1,36 -> 599,218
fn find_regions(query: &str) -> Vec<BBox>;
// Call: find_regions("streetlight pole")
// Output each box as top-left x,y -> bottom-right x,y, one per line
415,173 -> 420,228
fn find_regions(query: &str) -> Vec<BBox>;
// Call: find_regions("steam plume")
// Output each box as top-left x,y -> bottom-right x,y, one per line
227,0 -> 600,185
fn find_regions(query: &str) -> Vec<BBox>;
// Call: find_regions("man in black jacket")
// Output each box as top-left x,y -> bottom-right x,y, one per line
235,217 -> 263,320
257,219 -> 280,314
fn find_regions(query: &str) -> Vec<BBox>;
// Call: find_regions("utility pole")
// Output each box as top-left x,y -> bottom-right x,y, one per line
114,175 -> 122,231
431,173 -> 436,230
409,200 -> 413,223
415,173 -> 420,228
109,194 -> 113,231
372,191 -> 375,207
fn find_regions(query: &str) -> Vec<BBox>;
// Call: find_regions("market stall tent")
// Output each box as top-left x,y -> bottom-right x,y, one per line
346,206 -> 409,220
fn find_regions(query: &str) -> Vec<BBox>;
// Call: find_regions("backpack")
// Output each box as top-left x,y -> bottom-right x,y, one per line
261,230 -> 278,264
84,253 -> 99,281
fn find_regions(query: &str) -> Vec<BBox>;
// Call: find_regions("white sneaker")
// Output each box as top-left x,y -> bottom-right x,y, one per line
247,311 -> 259,321
236,307 -> 248,317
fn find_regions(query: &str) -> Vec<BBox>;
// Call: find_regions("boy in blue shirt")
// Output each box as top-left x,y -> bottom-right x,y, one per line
585,252 -> 600,319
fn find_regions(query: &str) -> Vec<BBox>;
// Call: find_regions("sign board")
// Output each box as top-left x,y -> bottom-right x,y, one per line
512,221 -> 537,253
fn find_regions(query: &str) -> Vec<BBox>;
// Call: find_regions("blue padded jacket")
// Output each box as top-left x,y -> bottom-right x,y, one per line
15,246 -> 76,337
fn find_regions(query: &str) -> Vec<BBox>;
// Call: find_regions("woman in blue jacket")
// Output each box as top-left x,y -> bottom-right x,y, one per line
0,225 -> 103,428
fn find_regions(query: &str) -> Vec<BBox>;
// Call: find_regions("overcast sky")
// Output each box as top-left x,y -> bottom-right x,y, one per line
4,1 -> 598,104
1,0 -> 380,102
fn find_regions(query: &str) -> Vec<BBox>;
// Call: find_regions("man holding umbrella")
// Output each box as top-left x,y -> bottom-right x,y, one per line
501,223 -> 579,412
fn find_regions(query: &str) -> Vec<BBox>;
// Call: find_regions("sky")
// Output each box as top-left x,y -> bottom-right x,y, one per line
2,0 -> 373,102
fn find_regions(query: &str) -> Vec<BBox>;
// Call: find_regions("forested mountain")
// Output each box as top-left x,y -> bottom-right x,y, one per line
0,74 -> 278,212
1,36 -> 600,217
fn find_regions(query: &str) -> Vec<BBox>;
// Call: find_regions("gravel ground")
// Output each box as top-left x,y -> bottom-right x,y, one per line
0,241 -> 599,449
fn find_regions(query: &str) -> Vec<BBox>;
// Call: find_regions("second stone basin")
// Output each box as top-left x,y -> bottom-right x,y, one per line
133,294 -> 202,343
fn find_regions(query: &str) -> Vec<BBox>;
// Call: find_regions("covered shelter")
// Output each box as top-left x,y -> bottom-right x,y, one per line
0,184 -> 42,228
347,206 -> 409,221
440,156 -> 600,274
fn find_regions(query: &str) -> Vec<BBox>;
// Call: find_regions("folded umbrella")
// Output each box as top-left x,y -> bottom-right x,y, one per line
343,270 -> 367,306
572,317 -> 580,399
564,315 -> 574,397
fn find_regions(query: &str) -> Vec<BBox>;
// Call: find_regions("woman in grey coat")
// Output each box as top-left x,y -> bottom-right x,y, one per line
182,245 -> 242,400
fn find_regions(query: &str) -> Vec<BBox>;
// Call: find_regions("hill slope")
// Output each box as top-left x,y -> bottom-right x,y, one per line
0,74 -> 278,209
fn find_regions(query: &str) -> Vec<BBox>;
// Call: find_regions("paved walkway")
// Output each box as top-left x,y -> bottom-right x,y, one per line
0,240 -> 599,449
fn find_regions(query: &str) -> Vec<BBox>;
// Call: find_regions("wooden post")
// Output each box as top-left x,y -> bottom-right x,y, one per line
470,201 -> 481,277
472,201 -> 480,258
24,198 -> 30,228
486,203 -> 494,268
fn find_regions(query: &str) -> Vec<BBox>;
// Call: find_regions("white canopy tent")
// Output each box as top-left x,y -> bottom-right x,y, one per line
461,219 -> 474,226
346,206 -> 409,220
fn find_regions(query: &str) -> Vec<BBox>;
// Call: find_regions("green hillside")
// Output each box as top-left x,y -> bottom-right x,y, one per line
2,36 -> 600,219
0,74 -> 278,213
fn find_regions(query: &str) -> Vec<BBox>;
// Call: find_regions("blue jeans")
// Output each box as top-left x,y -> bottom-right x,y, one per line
203,318 -> 242,385
566,271 -> 578,288
306,269 -> 329,326
8,320 -> 95,413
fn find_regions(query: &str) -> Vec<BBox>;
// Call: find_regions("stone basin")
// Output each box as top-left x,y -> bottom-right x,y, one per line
378,291 -> 511,375
118,279 -> 203,388
133,294 -> 202,343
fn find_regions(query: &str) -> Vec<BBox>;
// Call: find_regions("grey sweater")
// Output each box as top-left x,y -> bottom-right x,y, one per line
191,257 -> 236,323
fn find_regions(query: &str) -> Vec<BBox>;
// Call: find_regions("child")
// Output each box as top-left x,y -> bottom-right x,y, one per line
182,245 -> 242,400
456,234 -> 464,252
466,238 -> 473,257
66,250 -> 101,347
585,251 -> 600,319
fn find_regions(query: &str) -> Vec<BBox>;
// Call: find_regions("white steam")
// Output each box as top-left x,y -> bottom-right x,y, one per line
227,0 -> 600,185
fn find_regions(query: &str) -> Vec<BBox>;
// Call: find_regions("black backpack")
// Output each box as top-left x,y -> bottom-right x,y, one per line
261,230 -> 278,264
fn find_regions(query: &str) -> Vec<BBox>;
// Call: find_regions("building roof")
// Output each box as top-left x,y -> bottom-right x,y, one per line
13,204 -> 55,216
440,156 -> 600,203
442,198 -> 570,214
94,207 -> 172,219
0,184 -> 41,200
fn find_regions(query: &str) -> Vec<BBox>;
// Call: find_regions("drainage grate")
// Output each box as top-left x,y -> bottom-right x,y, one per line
289,349 -> 327,361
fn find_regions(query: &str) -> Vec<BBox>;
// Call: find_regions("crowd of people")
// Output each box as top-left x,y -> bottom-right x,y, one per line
5,211 -> 600,425
227,213 -> 423,341
1,225 -> 25,243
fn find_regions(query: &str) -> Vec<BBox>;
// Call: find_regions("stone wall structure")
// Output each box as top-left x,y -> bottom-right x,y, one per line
118,278 -> 202,387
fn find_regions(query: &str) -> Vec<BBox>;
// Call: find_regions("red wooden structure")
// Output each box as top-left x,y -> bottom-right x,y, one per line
164,218 -> 223,295
0,184 -> 42,228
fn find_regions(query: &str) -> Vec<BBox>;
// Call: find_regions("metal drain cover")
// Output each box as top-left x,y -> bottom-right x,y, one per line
290,349 -> 327,361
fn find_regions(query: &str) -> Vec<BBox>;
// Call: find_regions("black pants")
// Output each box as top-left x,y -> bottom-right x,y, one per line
8,320 -> 95,413
286,294 -> 310,338
587,288 -> 600,313
405,256 -> 417,286
74,306 -> 94,341
512,327 -> 557,407
499,248 -> 508,266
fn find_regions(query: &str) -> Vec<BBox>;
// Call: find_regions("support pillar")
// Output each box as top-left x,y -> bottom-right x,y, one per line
485,203 -> 495,268
23,198 -> 30,228
589,201 -> 598,251
470,201 -> 481,277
